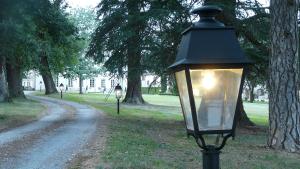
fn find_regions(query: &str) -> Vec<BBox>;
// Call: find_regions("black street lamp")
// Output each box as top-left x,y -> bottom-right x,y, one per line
40,81 -> 42,92
114,84 -> 122,114
169,6 -> 251,169
59,83 -> 64,99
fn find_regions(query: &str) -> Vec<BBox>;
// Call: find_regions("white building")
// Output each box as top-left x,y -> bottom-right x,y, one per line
22,71 -> 160,94
242,84 -> 269,102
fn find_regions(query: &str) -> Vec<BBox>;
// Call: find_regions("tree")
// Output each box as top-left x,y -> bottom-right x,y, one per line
6,62 -> 25,98
88,0 -> 149,104
143,1 -> 194,94
0,1 -> 10,101
0,0 -> 78,98
31,0 -> 79,95
89,0 -> 201,104
193,0 -> 266,127
0,0 -> 39,98
65,8 -> 100,94
243,47 -> 268,103
65,57 -> 101,94
239,0 -> 270,103
68,8 -> 97,43
268,0 -> 300,152
0,57 -> 9,102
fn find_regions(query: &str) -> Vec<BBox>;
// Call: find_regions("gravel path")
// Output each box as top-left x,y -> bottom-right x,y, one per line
0,95 -> 103,169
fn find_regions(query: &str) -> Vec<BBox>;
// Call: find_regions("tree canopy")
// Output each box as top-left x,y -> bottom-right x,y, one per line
88,0 -> 201,103
0,0 -> 81,98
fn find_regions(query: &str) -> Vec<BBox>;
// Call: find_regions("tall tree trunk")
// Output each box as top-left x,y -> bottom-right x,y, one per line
39,55 -> 58,95
123,0 -> 145,104
6,62 -> 25,98
79,74 -> 83,94
0,57 -> 9,102
123,69 -> 144,104
160,74 -> 167,93
204,0 -> 254,127
249,85 -> 255,103
268,0 -> 300,152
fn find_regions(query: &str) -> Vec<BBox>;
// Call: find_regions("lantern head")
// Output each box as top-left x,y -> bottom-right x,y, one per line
59,83 -> 64,92
114,84 -> 122,99
169,6 -> 251,138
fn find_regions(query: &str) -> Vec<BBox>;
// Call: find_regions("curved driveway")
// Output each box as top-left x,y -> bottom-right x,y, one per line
0,95 -> 101,169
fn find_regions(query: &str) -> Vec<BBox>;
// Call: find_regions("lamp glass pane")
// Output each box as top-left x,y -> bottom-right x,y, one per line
175,70 -> 194,130
115,90 -> 122,99
190,68 -> 243,131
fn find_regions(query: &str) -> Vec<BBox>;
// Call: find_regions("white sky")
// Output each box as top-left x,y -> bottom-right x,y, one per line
66,0 -> 269,9
66,0 -> 99,8
259,0 -> 269,7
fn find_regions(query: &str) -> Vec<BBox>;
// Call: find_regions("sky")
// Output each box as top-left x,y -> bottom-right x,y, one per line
66,0 -> 99,8
66,0 -> 269,9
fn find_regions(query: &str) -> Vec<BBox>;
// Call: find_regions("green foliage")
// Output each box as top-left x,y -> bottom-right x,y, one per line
68,8 -> 97,43
0,0 -> 39,69
238,1 -> 270,89
0,0 -> 80,74
143,1 -> 194,75
64,8 -> 101,80
88,0 -> 140,75
30,0 -> 80,73
204,0 -> 270,91
64,57 -> 101,80
88,0 -> 199,74
88,0 -> 201,96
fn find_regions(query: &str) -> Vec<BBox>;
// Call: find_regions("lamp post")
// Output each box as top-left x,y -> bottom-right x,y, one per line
40,81 -> 42,92
114,84 -> 122,114
59,83 -> 64,99
169,6 -> 251,169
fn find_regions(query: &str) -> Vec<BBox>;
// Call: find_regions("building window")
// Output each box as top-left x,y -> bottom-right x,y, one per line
101,79 -> 105,88
147,80 -> 150,85
142,76 -> 145,80
111,80 -> 114,87
68,79 -> 73,87
90,78 -> 95,87
27,82 -> 30,87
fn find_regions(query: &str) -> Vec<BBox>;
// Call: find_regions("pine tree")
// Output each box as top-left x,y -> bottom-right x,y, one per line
88,0 -> 150,104
88,0 -> 198,104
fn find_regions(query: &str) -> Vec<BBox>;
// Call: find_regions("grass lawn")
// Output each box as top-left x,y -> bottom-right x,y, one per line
41,92 -> 300,169
46,92 -> 269,125
0,98 -> 45,131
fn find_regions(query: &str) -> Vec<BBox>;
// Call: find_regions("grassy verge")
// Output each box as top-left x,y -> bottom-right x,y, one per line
40,93 -> 300,169
0,98 -> 45,131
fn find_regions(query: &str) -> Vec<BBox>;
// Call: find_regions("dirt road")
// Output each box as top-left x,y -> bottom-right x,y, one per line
0,95 -> 104,169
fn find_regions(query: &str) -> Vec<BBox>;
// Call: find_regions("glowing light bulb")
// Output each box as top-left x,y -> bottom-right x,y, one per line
201,71 -> 217,90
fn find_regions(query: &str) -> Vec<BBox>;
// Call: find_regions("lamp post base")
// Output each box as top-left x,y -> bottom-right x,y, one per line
202,146 -> 220,169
